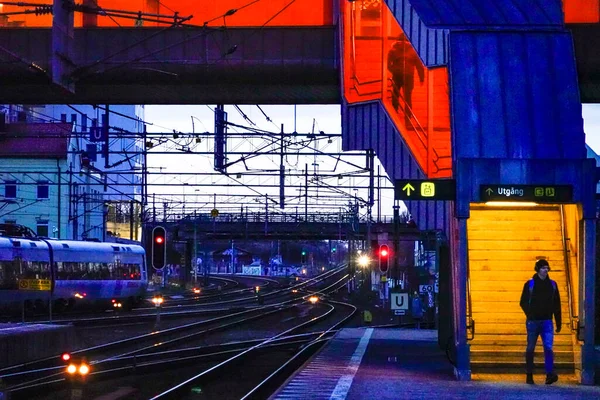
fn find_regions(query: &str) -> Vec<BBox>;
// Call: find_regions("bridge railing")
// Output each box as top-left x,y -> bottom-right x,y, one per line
154,212 -> 398,225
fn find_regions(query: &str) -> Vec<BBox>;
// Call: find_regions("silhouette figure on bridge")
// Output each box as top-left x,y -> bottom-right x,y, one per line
387,34 -> 425,126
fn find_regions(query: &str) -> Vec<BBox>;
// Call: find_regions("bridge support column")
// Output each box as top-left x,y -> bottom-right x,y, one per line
580,217 -> 596,385
454,217 -> 471,381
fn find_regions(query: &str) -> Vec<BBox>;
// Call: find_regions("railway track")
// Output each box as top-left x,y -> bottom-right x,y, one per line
1,267 -> 351,399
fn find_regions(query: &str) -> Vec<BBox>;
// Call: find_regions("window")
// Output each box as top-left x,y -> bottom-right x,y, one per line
81,114 -> 87,132
4,180 -> 16,199
37,181 -> 49,199
36,221 -> 48,237
60,113 -> 67,122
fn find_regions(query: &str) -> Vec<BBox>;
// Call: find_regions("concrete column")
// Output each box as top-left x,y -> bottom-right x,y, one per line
580,217 -> 596,385
454,217 -> 471,380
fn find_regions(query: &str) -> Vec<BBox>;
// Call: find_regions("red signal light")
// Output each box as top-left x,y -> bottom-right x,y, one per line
152,226 -> 167,270
61,353 -> 71,362
379,244 -> 390,273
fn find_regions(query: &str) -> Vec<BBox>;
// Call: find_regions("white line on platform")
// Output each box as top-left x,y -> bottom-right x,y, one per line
329,328 -> 373,400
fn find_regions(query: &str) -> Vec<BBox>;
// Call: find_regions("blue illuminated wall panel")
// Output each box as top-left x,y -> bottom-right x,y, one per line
384,0 -> 449,67
342,101 -> 451,233
450,31 -> 585,161
395,0 -> 564,28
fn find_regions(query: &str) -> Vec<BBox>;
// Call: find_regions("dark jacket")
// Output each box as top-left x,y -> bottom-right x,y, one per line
387,41 -> 425,82
519,273 -> 561,326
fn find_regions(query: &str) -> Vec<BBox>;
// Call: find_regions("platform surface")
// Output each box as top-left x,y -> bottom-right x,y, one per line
271,328 -> 600,400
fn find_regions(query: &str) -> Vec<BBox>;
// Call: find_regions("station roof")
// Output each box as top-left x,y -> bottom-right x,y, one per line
406,0 -> 564,28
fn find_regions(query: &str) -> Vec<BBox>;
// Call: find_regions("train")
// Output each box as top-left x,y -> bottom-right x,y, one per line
0,225 -> 148,315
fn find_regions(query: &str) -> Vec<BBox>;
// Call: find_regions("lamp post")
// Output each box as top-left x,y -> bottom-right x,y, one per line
152,295 -> 164,329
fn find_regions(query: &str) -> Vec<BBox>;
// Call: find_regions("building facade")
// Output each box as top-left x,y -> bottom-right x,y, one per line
0,104 -> 145,241
0,122 -> 104,239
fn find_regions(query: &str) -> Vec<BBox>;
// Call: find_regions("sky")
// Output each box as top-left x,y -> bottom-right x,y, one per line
143,104 -> 399,220
583,104 -> 600,154
142,103 -> 600,220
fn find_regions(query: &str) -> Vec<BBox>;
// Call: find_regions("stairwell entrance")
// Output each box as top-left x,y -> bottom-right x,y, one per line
466,204 -> 581,375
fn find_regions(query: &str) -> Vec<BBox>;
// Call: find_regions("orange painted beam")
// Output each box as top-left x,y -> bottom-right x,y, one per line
0,0 -> 333,27
563,0 -> 600,23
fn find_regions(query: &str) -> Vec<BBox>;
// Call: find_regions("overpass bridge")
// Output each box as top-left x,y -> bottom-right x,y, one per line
0,25 -> 599,104
0,26 -> 338,104
146,213 -> 421,241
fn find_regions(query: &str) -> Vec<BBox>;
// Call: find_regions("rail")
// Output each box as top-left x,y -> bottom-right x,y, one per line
559,205 -> 578,333
466,275 -> 475,341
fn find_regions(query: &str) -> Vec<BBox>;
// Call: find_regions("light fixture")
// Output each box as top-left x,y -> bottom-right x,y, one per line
484,202 -> 538,207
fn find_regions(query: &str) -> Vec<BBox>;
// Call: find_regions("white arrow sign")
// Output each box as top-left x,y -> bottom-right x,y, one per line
391,293 -> 409,310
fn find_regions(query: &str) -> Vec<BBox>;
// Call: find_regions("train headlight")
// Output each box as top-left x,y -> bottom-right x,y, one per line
79,363 -> 90,375
152,296 -> 164,306
308,296 -> 319,304
66,364 -> 77,374
358,255 -> 370,268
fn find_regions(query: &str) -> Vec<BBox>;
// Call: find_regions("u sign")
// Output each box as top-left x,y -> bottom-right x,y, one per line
89,126 -> 106,142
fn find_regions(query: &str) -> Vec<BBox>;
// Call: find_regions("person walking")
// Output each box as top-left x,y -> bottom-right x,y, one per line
386,34 -> 425,126
411,291 -> 424,329
519,259 -> 561,385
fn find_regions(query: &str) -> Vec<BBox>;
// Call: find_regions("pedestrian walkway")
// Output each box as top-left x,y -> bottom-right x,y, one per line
270,328 -> 600,400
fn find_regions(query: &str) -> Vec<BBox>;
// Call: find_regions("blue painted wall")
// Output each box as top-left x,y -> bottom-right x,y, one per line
393,0 -> 564,28
384,0 -> 449,67
342,101 -> 451,233
450,31 -> 585,161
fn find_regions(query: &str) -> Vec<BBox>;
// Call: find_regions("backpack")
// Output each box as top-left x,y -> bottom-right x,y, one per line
528,278 -> 557,307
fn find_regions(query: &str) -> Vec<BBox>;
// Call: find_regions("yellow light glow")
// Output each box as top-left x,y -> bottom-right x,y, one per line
79,364 -> 90,375
484,202 -> 538,207
358,255 -> 370,267
66,364 -> 77,374
152,296 -> 164,305
308,295 -> 319,304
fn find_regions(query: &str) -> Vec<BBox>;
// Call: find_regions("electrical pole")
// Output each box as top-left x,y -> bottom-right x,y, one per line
304,163 -> 308,221
280,124 -> 285,209
367,149 -> 374,251
194,210 -> 197,284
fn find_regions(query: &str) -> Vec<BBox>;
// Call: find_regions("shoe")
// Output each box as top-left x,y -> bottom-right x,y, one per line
545,373 -> 558,385
526,374 -> 534,384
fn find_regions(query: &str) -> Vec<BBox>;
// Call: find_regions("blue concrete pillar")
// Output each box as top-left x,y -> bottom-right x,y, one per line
454,217 -> 471,380
581,217 -> 596,385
